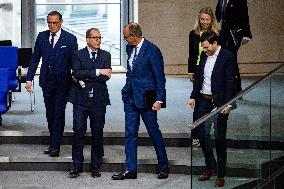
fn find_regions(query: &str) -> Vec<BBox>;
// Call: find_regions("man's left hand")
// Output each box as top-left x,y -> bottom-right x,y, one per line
152,102 -> 162,111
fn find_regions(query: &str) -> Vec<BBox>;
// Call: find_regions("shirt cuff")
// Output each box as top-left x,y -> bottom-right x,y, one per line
96,69 -> 100,76
156,101 -> 163,104
26,81 -> 32,83
242,37 -> 251,41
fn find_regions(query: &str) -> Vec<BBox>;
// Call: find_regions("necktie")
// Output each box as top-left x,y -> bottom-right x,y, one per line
50,33 -> 56,48
223,0 -> 228,16
130,46 -> 137,70
91,52 -> 97,62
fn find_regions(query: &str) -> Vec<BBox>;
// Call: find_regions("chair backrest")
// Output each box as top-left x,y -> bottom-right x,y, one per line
0,46 -> 18,69
0,40 -> 12,46
0,68 -> 10,114
18,48 -> 32,68
0,46 -> 18,90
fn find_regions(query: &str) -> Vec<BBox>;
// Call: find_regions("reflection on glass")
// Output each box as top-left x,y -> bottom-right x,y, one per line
35,0 -> 120,65
0,0 -> 21,46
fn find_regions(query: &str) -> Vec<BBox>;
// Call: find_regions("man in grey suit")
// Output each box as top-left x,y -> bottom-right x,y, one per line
68,28 -> 111,178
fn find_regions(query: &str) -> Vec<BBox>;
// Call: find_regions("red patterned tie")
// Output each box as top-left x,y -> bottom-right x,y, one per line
223,0 -> 228,16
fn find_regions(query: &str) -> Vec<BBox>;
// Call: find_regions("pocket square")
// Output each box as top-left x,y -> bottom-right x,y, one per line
61,46 -> 66,48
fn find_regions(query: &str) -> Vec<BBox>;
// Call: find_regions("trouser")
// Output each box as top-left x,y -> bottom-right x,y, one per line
72,103 -> 106,170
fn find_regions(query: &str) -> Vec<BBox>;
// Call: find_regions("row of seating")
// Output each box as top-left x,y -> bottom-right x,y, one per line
0,42 -> 34,126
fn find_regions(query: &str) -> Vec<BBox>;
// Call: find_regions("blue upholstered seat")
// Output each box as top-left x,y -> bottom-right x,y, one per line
0,46 -> 19,91
0,68 -> 9,114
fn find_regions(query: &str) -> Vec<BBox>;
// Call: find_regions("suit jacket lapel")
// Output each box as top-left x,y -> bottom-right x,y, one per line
132,39 -> 148,74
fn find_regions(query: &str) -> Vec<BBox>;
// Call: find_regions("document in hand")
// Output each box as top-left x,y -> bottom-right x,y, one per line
230,28 -> 243,46
144,90 -> 166,110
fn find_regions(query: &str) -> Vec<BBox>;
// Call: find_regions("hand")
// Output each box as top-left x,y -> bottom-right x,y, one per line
187,99 -> 195,109
241,38 -> 249,45
99,69 -> 112,78
188,73 -> 194,81
72,75 -> 78,82
152,101 -> 162,111
221,106 -> 231,114
25,82 -> 32,93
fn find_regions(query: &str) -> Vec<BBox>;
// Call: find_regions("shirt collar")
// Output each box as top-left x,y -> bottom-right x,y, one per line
50,28 -> 61,37
136,37 -> 144,49
87,46 -> 98,56
207,45 -> 221,58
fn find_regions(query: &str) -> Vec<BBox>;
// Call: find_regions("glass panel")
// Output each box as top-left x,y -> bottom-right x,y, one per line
191,65 -> 284,188
35,0 -> 120,65
0,0 -> 21,46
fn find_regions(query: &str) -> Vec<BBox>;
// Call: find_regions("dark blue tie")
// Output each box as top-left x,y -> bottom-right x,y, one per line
91,52 -> 96,62
131,46 -> 137,70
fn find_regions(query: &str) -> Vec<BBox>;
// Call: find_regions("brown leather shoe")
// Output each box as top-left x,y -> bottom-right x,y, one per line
198,169 -> 212,181
215,177 -> 225,187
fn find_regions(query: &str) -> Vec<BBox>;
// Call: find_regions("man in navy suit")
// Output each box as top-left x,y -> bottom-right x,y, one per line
216,0 -> 252,94
68,28 -> 112,178
26,11 -> 78,157
111,23 -> 169,180
188,30 -> 235,187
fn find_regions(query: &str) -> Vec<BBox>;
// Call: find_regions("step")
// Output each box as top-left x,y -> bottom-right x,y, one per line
0,144 -> 283,178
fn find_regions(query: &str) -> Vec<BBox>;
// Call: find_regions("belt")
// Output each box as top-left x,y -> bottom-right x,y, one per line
201,94 -> 213,100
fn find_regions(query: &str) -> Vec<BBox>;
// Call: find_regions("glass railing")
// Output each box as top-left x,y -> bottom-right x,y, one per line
190,64 -> 284,189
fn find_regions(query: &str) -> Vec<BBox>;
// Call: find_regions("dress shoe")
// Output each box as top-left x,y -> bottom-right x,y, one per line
111,171 -> 137,180
215,177 -> 225,187
198,169 -> 212,181
70,168 -> 83,178
92,169 -> 101,178
49,149 -> 60,157
44,147 -> 52,154
158,170 -> 169,179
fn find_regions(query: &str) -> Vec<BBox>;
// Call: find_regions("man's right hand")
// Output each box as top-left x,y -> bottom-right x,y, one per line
99,69 -> 112,78
25,82 -> 32,93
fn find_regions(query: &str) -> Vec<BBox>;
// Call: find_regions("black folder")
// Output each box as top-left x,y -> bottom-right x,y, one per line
144,90 -> 166,110
230,27 -> 243,46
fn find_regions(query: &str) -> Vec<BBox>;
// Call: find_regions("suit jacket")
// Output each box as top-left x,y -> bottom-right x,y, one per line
68,47 -> 111,106
216,0 -> 252,39
190,48 -> 236,107
121,38 -> 166,108
188,30 -> 201,74
26,29 -> 78,88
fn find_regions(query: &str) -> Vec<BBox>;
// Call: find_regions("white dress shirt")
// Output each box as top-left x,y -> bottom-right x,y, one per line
201,46 -> 221,95
128,37 -> 144,69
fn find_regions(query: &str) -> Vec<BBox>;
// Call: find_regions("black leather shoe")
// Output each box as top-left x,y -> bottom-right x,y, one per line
92,169 -> 101,178
158,170 -> 169,179
49,149 -> 60,157
70,168 -> 83,178
44,147 -> 52,154
111,171 -> 137,180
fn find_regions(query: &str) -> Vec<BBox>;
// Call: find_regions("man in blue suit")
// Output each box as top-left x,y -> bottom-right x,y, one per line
111,23 -> 169,180
26,11 -> 78,157
68,28 -> 112,178
188,30 -> 235,187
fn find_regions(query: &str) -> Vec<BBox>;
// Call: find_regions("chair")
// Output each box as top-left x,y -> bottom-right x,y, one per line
0,68 -> 10,126
0,40 -> 12,46
16,48 -> 35,112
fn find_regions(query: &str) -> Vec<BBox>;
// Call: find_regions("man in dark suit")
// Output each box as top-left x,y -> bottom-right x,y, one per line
68,28 -> 111,178
188,30 -> 235,187
26,11 -> 78,157
111,23 -> 169,180
216,0 -> 252,94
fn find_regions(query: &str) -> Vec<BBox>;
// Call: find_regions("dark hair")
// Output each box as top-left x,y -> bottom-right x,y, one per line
200,30 -> 219,44
86,28 -> 100,38
47,11 -> 62,21
124,22 -> 143,37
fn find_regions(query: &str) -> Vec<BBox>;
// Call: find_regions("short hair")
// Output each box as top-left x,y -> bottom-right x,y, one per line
86,28 -> 100,38
124,22 -> 143,37
47,11 -> 62,21
194,7 -> 218,34
200,30 -> 219,44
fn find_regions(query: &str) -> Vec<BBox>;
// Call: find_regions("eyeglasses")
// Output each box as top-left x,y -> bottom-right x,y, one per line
123,35 -> 131,40
88,36 -> 103,40
47,21 -> 61,25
